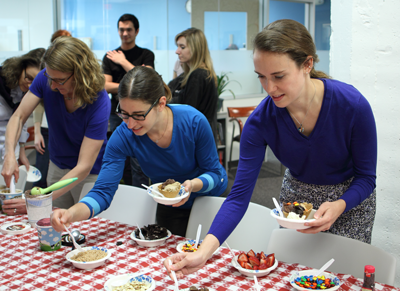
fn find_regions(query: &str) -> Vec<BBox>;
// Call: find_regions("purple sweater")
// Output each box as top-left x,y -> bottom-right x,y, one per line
209,78 -> 377,244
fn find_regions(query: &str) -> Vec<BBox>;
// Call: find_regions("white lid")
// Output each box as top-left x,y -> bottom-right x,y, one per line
0,221 -> 32,235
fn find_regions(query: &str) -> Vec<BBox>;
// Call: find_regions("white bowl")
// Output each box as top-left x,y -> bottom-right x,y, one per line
66,246 -> 112,270
176,240 -> 219,255
147,183 -> 189,205
19,165 -> 42,182
231,255 -> 278,278
130,229 -> 171,247
289,270 -> 340,290
104,274 -> 155,291
270,208 -> 317,229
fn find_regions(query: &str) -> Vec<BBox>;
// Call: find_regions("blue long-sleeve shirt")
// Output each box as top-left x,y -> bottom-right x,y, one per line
81,104 -> 227,217
209,78 -> 377,244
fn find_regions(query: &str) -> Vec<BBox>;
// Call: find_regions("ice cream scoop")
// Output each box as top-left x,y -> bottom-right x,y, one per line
30,178 -> 78,195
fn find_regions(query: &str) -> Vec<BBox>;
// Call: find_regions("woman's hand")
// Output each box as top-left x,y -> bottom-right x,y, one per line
172,180 -> 192,207
164,251 -> 208,279
1,198 -> 27,215
299,199 -> 346,234
1,154 -> 19,187
51,208 -> 73,232
34,131 -> 45,155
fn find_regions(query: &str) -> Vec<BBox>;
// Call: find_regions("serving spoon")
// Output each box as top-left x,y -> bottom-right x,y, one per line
141,184 -> 166,198
31,177 -> 78,195
64,224 -> 84,252
314,258 -> 335,277
194,224 -> 202,249
136,223 -> 145,240
272,197 -> 283,217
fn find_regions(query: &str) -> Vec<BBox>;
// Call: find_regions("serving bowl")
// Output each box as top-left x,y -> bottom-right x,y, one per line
130,229 -> 171,247
147,183 -> 189,205
231,255 -> 278,277
104,274 -> 155,291
270,208 -> 317,230
66,246 -> 112,270
176,240 -> 219,255
289,270 -> 340,290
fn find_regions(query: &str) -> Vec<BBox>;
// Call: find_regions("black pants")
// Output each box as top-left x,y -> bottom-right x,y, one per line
156,204 -> 192,237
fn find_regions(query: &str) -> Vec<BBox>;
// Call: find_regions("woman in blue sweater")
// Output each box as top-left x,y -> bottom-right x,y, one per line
51,66 -> 227,236
165,19 -> 377,278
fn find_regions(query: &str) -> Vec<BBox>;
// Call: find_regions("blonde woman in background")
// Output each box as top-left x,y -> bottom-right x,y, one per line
1,37 -> 110,215
169,28 -> 219,144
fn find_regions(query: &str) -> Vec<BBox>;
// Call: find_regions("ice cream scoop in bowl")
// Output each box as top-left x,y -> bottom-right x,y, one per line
30,178 -> 78,195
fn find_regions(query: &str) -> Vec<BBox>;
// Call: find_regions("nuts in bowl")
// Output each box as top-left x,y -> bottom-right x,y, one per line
231,249 -> 278,277
66,246 -> 112,270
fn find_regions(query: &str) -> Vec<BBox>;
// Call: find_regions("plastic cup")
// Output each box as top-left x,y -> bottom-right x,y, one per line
36,218 -> 62,251
0,188 -> 23,212
25,190 -> 53,227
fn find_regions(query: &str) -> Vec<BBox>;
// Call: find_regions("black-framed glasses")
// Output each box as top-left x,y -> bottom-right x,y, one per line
116,97 -> 161,121
24,69 -> 35,83
43,70 -> 73,85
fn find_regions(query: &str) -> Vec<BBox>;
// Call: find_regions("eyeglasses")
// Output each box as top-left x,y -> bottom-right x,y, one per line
24,69 -> 35,83
116,97 -> 160,121
43,70 -> 73,85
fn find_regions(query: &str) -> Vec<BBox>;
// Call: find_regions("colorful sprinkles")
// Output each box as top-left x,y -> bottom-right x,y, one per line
294,275 -> 336,289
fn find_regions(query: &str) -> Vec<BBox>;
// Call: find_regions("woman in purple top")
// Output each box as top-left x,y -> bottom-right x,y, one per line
2,37 -> 110,213
165,19 -> 377,278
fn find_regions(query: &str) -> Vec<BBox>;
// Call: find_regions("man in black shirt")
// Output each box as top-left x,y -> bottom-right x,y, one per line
103,14 -> 154,187
103,13 -> 155,131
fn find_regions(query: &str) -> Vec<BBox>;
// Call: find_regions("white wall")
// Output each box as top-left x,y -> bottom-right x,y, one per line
331,0 -> 400,287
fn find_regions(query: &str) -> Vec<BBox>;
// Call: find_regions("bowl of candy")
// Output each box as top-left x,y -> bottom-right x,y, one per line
130,224 -> 171,247
176,240 -> 219,255
104,274 -> 155,291
66,246 -> 112,270
270,201 -> 317,230
289,270 -> 340,290
231,249 -> 278,277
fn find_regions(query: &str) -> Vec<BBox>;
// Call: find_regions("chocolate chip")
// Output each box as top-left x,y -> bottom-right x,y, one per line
116,241 -> 123,246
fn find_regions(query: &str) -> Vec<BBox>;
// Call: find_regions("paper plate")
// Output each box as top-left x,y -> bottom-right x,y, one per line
19,165 -> 42,182
0,222 -> 32,235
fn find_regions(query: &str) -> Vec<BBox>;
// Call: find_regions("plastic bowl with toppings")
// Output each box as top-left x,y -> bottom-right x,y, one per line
66,246 -> 112,270
270,208 -> 317,230
231,255 -> 278,277
176,240 -> 219,255
146,183 -> 189,205
130,229 -> 171,247
289,270 -> 340,291
104,274 -> 155,291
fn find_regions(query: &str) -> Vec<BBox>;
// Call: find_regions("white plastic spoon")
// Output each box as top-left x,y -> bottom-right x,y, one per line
314,258 -> 335,277
168,259 -> 179,291
64,224 -> 84,252
272,197 -> 283,217
194,224 -> 202,249
141,184 -> 166,198
136,223 -> 145,240
10,176 -> 15,193
254,275 -> 261,291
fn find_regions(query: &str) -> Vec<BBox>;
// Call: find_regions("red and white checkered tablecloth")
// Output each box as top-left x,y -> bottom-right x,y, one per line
0,214 -> 398,291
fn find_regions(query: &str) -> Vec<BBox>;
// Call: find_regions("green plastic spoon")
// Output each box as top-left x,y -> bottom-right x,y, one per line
30,177 -> 78,195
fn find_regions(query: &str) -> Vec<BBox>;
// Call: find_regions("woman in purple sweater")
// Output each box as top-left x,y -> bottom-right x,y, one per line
165,19 -> 377,278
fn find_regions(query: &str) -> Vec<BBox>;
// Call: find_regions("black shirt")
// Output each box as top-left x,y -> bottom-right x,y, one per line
102,45 -> 155,113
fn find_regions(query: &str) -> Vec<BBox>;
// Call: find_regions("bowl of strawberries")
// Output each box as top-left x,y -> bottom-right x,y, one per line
231,249 -> 278,277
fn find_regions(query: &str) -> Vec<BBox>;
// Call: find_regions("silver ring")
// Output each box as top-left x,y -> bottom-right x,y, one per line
14,208 -> 17,214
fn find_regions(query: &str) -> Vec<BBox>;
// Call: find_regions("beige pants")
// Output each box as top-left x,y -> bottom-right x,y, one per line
47,160 -> 98,209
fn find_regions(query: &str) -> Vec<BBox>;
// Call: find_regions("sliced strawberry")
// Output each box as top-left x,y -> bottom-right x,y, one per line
260,258 -> 267,265
237,253 -> 249,263
253,265 -> 259,270
244,263 -> 253,270
259,251 -> 267,260
247,249 -> 256,257
266,253 -> 275,268
259,263 -> 268,270
249,256 -> 260,267
240,261 -> 247,268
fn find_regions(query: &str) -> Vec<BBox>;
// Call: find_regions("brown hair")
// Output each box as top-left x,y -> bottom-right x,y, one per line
1,48 -> 45,89
50,29 -> 72,43
253,19 -> 330,79
118,66 -> 171,105
42,37 -> 105,107
175,28 -> 217,86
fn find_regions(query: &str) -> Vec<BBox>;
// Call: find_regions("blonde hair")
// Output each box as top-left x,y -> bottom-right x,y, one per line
1,48 -> 45,89
253,19 -> 330,79
119,66 -> 171,105
42,37 -> 105,107
175,28 -> 217,87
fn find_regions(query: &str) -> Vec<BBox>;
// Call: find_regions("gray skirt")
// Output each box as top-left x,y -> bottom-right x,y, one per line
279,169 -> 376,244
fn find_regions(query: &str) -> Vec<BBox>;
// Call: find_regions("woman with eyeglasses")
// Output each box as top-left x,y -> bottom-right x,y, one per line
0,48 -> 45,170
50,66 -> 227,237
1,37 -> 110,216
